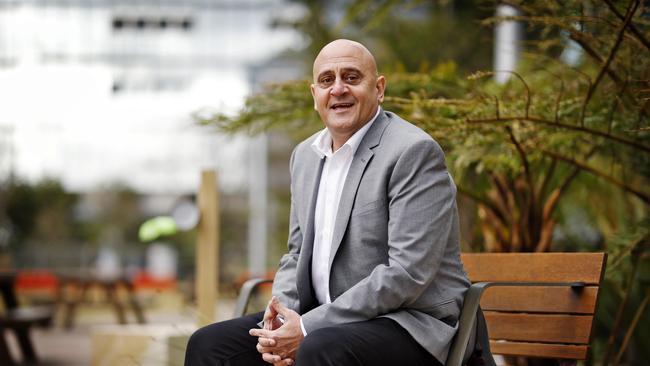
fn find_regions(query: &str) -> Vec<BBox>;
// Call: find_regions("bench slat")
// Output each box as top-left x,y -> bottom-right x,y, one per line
489,341 -> 589,359
480,286 -> 599,314
484,312 -> 593,344
461,253 -> 606,285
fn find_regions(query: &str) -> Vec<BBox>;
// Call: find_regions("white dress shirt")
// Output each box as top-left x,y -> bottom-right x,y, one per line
298,107 -> 380,335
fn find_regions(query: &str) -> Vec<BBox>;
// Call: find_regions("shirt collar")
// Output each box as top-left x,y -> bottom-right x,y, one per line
311,107 -> 381,159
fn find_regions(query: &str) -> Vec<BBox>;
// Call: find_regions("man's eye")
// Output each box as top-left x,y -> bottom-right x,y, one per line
319,77 -> 333,85
345,75 -> 360,83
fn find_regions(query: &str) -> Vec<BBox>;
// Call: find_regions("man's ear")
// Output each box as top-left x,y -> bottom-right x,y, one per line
376,75 -> 386,103
310,84 -> 318,110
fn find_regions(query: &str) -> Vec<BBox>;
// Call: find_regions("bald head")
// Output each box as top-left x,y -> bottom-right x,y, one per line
309,39 -> 386,151
312,39 -> 378,81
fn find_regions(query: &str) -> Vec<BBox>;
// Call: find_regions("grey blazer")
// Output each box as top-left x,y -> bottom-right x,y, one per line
272,109 -> 470,364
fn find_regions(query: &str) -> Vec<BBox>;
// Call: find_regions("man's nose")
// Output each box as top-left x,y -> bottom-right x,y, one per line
330,79 -> 347,96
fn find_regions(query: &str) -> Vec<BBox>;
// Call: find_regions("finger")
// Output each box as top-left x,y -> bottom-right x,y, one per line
249,328 -> 272,338
269,297 -> 290,317
258,337 -> 276,347
262,352 -> 281,363
256,343 -> 275,354
274,358 -> 294,366
263,309 -> 276,321
263,297 -> 279,329
265,297 -> 278,314
266,296 -> 279,312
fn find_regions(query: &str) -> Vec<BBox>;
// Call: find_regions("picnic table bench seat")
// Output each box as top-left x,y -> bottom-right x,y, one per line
1,272 -> 55,366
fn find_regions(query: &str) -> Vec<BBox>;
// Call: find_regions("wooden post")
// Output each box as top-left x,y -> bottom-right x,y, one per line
196,170 -> 219,327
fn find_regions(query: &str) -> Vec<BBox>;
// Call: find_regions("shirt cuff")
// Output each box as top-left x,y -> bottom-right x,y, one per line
299,317 -> 307,336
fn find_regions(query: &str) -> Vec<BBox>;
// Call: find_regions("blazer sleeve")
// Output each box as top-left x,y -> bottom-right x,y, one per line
271,147 -> 302,312
301,138 -> 457,331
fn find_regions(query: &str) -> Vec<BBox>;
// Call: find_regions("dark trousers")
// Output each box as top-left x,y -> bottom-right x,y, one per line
184,311 -> 441,366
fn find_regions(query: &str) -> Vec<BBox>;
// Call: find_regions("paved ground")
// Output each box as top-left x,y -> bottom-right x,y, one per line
6,295 -> 508,366
4,296 -> 238,366
19,327 -> 91,366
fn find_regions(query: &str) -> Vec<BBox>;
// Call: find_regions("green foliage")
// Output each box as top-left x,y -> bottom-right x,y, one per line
4,179 -> 78,244
196,80 -> 321,141
200,0 -> 650,362
277,0 -> 493,74
201,0 -> 649,247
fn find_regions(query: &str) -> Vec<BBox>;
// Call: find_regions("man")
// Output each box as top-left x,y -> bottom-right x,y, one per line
185,39 -> 470,366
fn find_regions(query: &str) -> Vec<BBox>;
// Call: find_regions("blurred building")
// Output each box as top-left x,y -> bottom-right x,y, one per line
0,0 -> 305,275
0,0 -> 303,194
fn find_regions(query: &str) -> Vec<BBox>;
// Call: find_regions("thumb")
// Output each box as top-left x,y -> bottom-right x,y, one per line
269,297 -> 290,316
266,296 -> 278,316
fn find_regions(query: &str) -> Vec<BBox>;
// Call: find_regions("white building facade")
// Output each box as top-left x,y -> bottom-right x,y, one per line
0,0 -> 303,194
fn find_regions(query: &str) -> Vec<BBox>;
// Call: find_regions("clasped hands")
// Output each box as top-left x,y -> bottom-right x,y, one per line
249,296 -> 304,366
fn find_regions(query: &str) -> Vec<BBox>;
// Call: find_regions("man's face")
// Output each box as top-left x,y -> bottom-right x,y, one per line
310,42 -> 385,139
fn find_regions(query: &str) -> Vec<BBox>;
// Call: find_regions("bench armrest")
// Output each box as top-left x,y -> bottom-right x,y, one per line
234,278 -> 274,318
446,281 -> 586,366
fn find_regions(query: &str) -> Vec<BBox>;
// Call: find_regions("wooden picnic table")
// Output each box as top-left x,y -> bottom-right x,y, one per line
56,272 -> 146,328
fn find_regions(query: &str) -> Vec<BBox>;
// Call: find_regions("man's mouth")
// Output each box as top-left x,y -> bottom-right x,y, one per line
330,102 -> 354,110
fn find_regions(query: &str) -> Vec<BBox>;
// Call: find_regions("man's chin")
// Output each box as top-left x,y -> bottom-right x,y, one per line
325,113 -> 358,126
325,119 -> 354,131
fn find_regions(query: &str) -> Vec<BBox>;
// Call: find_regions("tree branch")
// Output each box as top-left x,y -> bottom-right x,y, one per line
495,70 -> 531,118
555,78 -> 564,123
538,157 -> 557,201
569,32 -> 623,85
542,167 -> 581,223
542,149 -> 650,205
489,173 -> 512,219
604,0 -> 650,52
506,126 -> 534,192
581,0 -> 640,126
465,116 -> 650,153
456,185 -> 508,225
608,80 -> 628,134
540,147 -> 598,228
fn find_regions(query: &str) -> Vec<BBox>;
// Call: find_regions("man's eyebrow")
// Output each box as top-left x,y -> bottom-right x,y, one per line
316,70 -> 334,79
316,67 -> 363,79
341,67 -> 363,74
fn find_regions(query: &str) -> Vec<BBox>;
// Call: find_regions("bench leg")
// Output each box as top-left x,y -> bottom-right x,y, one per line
106,284 -> 127,324
126,283 -> 146,324
13,327 -> 38,363
0,329 -> 16,366
62,301 -> 78,329
61,280 -> 88,329
130,297 -> 146,324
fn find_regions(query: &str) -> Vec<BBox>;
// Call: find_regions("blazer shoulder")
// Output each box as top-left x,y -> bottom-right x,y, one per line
289,129 -> 321,169
382,111 -> 441,152
295,130 -> 320,153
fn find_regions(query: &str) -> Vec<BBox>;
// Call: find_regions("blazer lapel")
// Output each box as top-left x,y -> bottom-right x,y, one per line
328,111 -> 390,271
296,152 -> 324,312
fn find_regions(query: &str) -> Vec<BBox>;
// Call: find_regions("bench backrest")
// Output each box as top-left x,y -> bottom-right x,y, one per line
460,252 -> 607,360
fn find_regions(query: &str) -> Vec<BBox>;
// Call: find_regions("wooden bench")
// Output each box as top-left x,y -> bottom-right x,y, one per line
235,252 -> 607,366
1,272 -> 55,366
447,252 -> 607,365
